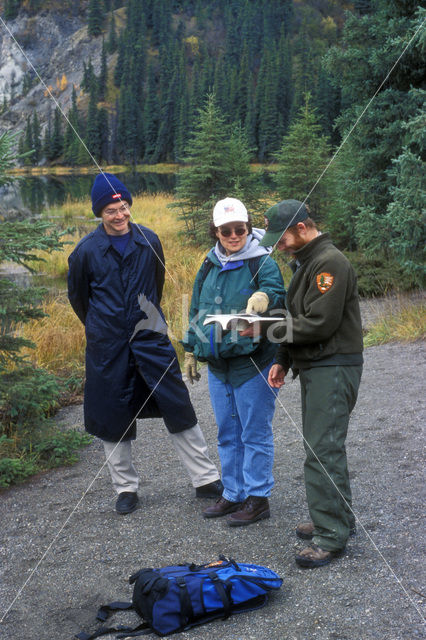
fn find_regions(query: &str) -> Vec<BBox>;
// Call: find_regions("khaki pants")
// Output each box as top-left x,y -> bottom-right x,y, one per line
299,365 -> 362,551
103,423 -> 219,495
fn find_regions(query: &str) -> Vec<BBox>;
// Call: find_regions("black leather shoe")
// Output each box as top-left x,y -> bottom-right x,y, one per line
115,492 -> 139,515
195,479 -> 224,498
203,497 -> 241,518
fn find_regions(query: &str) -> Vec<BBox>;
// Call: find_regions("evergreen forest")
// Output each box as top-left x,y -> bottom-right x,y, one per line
15,0 -> 345,165
2,0 -> 425,284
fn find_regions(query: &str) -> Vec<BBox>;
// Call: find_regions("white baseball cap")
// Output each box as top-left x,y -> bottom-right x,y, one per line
213,197 -> 248,227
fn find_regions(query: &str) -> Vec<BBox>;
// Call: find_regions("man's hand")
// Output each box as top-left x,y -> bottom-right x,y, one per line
268,363 -> 286,388
245,291 -> 269,314
184,352 -> 201,384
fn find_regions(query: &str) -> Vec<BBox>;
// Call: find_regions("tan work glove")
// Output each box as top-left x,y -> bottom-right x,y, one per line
184,352 -> 201,384
245,291 -> 269,314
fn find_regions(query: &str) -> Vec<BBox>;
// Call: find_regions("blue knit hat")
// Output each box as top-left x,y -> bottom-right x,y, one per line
91,172 -> 133,217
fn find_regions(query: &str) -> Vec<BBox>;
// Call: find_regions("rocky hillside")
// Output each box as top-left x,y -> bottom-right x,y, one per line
0,7 -> 113,146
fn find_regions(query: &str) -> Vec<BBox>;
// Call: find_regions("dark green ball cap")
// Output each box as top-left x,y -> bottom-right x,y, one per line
259,199 -> 309,246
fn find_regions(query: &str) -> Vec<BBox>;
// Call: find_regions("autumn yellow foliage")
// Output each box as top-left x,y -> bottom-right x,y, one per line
21,193 -> 206,374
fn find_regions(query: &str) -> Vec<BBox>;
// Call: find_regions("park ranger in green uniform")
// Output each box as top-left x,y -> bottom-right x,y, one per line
259,199 -> 363,568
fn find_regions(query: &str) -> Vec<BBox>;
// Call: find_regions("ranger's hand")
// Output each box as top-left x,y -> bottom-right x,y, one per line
268,364 -> 286,388
184,352 -> 201,384
245,291 -> 269,314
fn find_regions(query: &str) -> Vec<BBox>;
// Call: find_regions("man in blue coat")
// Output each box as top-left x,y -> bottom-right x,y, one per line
68,173 -> 222,514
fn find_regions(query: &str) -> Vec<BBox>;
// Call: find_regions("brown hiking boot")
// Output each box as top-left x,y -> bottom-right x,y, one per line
227,496 -> 270,527
295,543 -> 345,568
296,521 -> 356,540
203,496 -> 241,518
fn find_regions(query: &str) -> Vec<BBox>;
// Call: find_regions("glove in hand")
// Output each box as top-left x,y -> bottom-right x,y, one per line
245,291 -> 269,314
184,352 -> 201,384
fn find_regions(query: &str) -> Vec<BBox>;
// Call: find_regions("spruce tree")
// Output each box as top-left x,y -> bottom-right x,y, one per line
114,33 -> 126,88
43,110 -> 53,162
97,107 -> 110,163
107,10 -> 117,53
274,93 -> 333,222
313,68 -> 340,146
276,28 -> 293,140
256,51 -> 280,161
85,84 -> 101,162
143,63 -> 160,162
64,87 -> 81,166
169,93 -> 232,241
50,107 -> 64,160
88,0 -> 103,37
324,0 -> 425,257
23,116 -> 33,166
32,111 -> 41,165
4,0 -> 20,20
151,70 -> 178,163
383,104 -> 425,285
98,39 -> 108,101
169,94 -> 262,243
0,131 -> 66,457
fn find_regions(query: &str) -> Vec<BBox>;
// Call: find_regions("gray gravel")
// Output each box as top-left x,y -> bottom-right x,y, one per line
0,339 -> 425,640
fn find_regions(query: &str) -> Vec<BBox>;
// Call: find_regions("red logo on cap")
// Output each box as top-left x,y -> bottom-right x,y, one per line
112,193 -> 121,199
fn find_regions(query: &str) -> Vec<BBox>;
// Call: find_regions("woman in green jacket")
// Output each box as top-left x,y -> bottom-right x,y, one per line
182,198 -> 285,526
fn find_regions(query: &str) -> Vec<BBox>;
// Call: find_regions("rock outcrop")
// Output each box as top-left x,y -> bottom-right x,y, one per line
0,8 -> 104,143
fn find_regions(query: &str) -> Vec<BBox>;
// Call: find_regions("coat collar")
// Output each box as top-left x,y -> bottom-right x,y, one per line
94,222 -> 153,255
290,232 -> 332,269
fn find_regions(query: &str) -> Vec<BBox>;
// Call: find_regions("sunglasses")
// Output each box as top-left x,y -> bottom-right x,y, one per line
218,226 -> 247,237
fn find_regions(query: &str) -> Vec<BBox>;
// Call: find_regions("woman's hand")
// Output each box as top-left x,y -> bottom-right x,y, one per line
245,291 -> 269,314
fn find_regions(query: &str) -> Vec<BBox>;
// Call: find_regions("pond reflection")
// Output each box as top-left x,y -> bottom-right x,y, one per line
2,171 -> 177,215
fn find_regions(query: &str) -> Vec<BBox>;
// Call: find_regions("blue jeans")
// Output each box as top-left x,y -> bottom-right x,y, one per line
208,364 -> 278,502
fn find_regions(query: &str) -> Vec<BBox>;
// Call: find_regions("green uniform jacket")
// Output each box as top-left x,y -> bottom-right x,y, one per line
274,233 -> 363,371
183,249 -> 286,386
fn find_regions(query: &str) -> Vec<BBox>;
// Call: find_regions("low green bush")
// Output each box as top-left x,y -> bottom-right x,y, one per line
0,430 -> 92,488
33,430 -> 92,467
344,251 -> 418,298
0,366 -> 60,438
0,454 -> 37,488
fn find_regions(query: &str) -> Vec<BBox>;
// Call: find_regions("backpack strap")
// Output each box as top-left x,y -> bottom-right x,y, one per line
198,255 -> 263,295
197,257 -> 214,295
175,576 -> 195,627
208,571 -> 232,619
75,601 -> 151,640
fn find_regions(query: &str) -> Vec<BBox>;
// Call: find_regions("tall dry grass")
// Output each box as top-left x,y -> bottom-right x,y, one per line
21,193 -> 207,374
19,193 -> 425,378
364,301 -> 426,346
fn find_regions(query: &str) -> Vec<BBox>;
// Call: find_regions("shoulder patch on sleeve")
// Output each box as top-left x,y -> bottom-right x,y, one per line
316,272 -> 334,293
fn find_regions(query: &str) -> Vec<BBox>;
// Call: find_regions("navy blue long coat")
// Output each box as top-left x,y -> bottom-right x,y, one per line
67,222 -> 196,442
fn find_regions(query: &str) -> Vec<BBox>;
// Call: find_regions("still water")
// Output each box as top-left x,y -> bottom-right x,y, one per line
2,170 -> 176,215
2,169 -> 276,216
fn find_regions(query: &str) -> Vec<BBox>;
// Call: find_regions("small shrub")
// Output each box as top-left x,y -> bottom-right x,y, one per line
0,456 -> 37,488
33,430 -> 92,468
344,251 -> 418,297
0,429 -> 92,488
0,366 -> 60,438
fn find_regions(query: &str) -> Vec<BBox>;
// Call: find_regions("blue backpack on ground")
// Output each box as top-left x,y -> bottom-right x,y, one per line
76,556 -> 283,638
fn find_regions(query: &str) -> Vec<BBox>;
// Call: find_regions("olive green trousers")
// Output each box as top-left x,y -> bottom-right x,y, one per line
299,365 -> 362,551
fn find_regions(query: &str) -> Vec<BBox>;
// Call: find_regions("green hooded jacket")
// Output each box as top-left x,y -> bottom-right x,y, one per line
183,248 -> 286,386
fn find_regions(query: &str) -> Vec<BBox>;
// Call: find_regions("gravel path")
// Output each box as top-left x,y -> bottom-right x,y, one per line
0,338 -> 425,640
